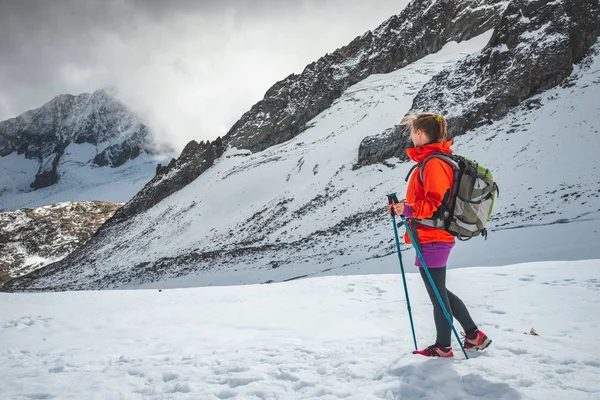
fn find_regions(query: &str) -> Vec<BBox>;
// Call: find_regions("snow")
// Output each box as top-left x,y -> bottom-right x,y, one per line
519,22 -> 553,40
515,21 -> 566,52
1,260 -> 600,399
38,154 -> 57,174
0,144 -> 172,211
520,16 -> 531,24
491,44 -> 509,53
423,0 -> 438,15
452,1 -> 510,23
0,153 -> 39,196
61,143 -> 98,164
18,254 -> 66,278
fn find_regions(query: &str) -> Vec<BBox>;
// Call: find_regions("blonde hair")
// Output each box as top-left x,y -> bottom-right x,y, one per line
401,112 -> 448,143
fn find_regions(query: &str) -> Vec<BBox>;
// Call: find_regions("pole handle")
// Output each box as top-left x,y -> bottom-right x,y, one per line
387,193 -> 400,216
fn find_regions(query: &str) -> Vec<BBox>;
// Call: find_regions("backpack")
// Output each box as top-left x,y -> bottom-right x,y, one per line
405,153 -> 499,240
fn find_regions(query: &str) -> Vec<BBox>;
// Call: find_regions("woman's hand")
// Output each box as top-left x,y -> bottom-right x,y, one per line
387,202 -> 405,216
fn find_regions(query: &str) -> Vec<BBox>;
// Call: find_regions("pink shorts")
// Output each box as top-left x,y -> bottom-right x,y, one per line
414,241 -> 455,268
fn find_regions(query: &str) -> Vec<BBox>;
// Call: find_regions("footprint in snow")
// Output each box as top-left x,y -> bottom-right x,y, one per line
127,368 -> 144,377
374,286 -> 386,295
554,366 -> 575,375
216,389 -> 236,399
1,316 -> 53,329
519,277 -> 534,282
162,372 -> 178,382
165,383 -> 191,393
518,379 -> 535,388
275,370 -> 300,382
583,359 -> 600,368
213,365 -> 249,375
221,375 -> 264,388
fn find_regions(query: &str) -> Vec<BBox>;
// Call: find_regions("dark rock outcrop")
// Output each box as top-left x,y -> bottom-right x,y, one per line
355,125 -> 410,168
92,127 -> 149,168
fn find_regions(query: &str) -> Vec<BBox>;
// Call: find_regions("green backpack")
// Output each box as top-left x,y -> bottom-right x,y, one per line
405,153 -> 499,240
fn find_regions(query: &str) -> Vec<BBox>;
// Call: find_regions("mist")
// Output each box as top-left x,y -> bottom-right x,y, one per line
0,0 -> 408,151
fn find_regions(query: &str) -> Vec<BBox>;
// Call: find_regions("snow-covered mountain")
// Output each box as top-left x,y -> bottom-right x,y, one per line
0,201 -> 123,283
2,0 -> 599,292
0,89 -> 174,211
104,0 -> 508,224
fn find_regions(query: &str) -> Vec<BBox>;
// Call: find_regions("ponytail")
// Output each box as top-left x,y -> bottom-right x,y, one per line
401,112 -> 448,143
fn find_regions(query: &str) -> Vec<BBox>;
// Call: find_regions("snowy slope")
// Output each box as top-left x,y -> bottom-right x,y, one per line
6,33 -> 600,292
2,260 -> 600,399
0,147 -> 170,211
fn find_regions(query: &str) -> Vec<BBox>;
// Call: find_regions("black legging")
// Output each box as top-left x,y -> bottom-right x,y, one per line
419,267 -> 477,347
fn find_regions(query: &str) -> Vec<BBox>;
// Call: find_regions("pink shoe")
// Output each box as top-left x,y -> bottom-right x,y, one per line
462,330 -> 492,350
413,343 -> 454,358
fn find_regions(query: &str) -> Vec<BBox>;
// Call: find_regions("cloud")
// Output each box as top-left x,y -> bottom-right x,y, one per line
0,0 -> 408,151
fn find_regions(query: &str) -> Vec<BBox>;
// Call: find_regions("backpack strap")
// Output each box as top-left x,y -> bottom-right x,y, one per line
418,153 -> 460,184
405,153 -> 460,184
405,163 -> 421,182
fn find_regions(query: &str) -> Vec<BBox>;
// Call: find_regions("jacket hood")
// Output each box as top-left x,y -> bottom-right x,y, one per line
406,140 -> 453,163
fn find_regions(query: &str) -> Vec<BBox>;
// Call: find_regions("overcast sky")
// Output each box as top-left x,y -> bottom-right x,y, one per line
0,0 -> 408,150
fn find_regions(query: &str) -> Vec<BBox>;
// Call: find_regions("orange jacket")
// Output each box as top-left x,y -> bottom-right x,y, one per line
404,140 -> 455,245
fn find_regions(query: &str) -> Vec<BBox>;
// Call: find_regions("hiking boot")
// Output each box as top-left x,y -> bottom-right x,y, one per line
462,330 -> 492,351
413,343 -> 454,358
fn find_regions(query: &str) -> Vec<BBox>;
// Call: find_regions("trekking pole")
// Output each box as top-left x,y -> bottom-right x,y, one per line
387,193 -> 418,351
400,215 -> 469,359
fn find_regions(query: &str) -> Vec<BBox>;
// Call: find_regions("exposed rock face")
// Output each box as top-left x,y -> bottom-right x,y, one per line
92,127 -> 150,168
224,0 -> 506,154
0,201 -> 123,284
418,0 -> 600,137
30,147 -> 65,190
357,0 -> 600,166
354,125 -> 410,168
0,89 -> 156,190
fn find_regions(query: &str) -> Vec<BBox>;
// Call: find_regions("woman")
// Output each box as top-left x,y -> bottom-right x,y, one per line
388,112 -> 492,357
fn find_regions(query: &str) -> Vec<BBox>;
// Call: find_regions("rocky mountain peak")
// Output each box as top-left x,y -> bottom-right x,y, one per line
0,89 -> 158,190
